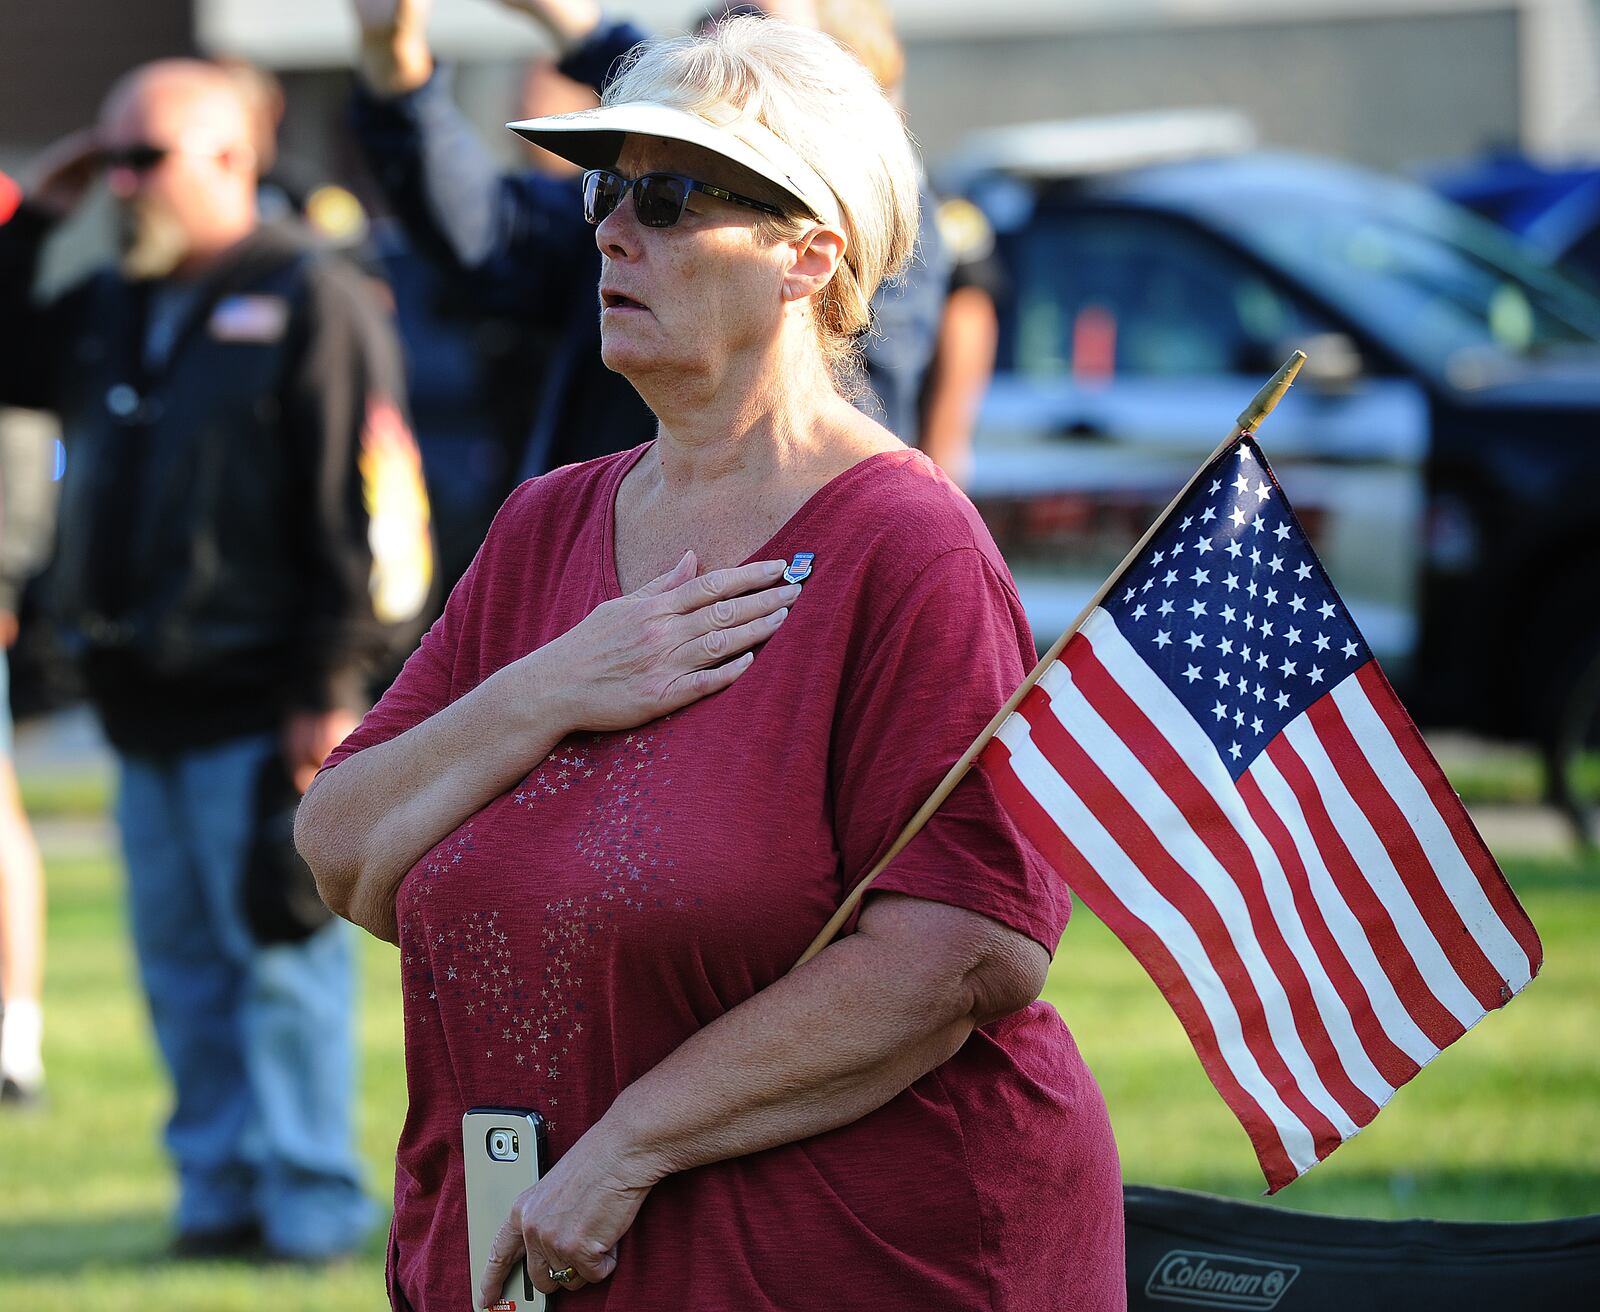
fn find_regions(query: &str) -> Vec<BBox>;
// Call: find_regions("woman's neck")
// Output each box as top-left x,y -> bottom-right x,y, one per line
632,326 -> 851,494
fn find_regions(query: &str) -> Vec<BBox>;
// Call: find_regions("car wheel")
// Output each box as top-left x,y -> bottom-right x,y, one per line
1539,634 -> 1600,849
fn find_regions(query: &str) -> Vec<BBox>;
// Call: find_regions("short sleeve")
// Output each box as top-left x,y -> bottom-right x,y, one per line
319,540 -> 481,773
831,546 -> 1071,954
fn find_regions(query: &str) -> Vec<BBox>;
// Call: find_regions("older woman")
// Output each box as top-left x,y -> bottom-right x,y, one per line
298,17 -> 1123,1311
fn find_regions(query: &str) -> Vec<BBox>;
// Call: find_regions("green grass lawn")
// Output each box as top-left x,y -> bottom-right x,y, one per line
1047,856 -> 1600,1221
2,807 -> 1596,1307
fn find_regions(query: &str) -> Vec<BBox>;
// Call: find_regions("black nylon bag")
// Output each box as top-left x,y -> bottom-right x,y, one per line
1125,1184 -> 1600,1311
243,755 -> 335,945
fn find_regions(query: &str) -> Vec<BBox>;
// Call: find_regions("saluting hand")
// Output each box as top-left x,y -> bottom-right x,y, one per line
350,0 -> 428,30
283,709 -> 362,795
350,0 -> 434,94
546,550 -> 798,734
25,129 -> 102,220
491,0 -> 602,55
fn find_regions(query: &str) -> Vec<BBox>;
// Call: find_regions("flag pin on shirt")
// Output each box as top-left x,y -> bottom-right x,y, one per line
783,552 -> 815,584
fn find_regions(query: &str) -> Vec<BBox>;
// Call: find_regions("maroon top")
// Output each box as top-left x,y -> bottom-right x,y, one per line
325,444 -> 1125,1312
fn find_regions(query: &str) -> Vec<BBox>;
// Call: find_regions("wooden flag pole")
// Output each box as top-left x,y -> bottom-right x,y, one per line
792,351 -> 1308,968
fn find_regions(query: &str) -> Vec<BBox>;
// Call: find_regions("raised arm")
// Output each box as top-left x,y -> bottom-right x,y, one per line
918,282 -> 998,487
492,1 -> 646,94
348,0 -> 596,319
296,553 -> 800,943
493,0 -> 604,57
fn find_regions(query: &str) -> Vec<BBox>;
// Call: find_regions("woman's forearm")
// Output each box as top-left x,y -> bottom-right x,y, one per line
297,648 -> 576,943
599,897 -> 1044,1185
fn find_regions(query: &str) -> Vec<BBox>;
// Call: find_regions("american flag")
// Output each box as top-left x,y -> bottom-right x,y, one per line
978,436 -> 1542,1192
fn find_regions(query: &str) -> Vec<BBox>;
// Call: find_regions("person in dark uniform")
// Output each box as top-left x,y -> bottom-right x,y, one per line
0,59 -> 432,1261
351,0 -> 658,480
348,0 -> 949,462
918,195 -> 1005,486
367,55 -> 603,594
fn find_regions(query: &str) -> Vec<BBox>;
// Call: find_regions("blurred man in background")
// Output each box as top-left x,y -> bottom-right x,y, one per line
0,58 -> 431,1261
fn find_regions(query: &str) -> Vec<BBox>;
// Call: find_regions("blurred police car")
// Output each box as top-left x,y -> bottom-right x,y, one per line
948,112 -> 1600,837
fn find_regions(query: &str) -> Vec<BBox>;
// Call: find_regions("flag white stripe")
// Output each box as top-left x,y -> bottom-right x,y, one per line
1040,663 -> 1362,1137
1331,677 -> 1533,990
1063,617 -> 1392,1115
1281,717 -> 1485,1029
996,711 -> 1320,1175
1247,752 -> 1441,1069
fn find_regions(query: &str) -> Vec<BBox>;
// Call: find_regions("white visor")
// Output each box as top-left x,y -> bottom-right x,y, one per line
506,101 -> 839,226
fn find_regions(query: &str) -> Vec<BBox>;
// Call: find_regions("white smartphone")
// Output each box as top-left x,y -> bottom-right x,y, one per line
463,1106 -> 549,1312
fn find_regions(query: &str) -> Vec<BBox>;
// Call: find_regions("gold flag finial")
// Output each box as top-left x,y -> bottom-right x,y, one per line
1235,350 -> 1306,435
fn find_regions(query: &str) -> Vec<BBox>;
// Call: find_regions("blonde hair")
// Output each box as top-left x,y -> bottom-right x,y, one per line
604,17 -> 920,390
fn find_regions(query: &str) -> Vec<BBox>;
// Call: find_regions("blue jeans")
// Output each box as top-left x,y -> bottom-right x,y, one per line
117,733 -> 375,1257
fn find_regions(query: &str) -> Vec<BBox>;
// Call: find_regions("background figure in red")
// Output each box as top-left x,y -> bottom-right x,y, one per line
0,405 -> 55,1107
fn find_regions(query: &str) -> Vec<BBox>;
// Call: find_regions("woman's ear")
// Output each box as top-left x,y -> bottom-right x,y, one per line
781,224 -> 848,303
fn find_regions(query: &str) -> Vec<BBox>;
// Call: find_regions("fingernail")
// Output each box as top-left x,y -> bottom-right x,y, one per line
767,559 -> 788,574
779,583 -> 802,600
772,607 -> 789,623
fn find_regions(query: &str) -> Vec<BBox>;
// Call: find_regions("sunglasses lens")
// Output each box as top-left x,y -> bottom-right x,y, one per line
583,170 -> 626,226
582,172 -> 694,228
108,145 -> 168,172
634,175 -> 689,228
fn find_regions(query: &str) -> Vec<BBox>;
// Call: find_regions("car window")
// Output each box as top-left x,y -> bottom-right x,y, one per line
1000,212 -> 1335,379
1225,191 -> 1600,375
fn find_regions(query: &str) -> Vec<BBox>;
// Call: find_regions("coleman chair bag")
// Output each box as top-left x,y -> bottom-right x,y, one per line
1125,1184 -> 1600,1311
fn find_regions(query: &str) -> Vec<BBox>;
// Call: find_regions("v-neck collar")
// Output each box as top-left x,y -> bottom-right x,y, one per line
599,441 -> 915,599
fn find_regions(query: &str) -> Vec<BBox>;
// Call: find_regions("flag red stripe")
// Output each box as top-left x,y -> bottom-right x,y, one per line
978,731 -> 1301,1189
1236,770 -> 1420,1094
1356,663 -> 1543,976
1066,640 -> 1380,1127
1265,736 -> 1466,1050
1022,684 -> 1346,1162
1306,695 -> 1505,1013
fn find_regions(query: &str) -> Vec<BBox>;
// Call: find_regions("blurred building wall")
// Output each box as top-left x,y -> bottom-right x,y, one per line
902,7 -> 1522,170
0,1 -> 195,174
1,1 -> 1596,184
191,0 -> 1590,179
1522,0 -> 1600,156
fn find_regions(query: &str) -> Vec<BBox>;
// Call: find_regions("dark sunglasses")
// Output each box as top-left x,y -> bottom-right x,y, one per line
582,168 -> 785,229
101,144 -> 171,174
